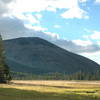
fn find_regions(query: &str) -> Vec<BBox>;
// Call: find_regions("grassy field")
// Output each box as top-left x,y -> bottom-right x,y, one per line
0,80 -> 100,100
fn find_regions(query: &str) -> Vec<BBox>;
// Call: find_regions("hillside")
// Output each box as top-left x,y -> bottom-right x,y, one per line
3,37 -> 100,74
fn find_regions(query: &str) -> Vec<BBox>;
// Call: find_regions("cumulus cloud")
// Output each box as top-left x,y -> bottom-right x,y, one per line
0,17 -> 58,40
61,7 -> 88,19
90,31 -> 100,40
82,30 -> 100,46
97,41 -> 100,45
0,0 -> 15,16
1,0 -> 88,19
25,24 -> 48,31
61,0 -> 88,19
24,14 -> 40,24
0,17 -> 100,54
81,51 -> 100,64
79,0 -> 87,2
53,39 -> 100,53
0,17 -> 26,33
35,14 -> 42,19
0,0 -> 89,40
54,25 -> 61,28
95,0 -> 100,3
0,17 -> 27,39
72,39 -> 93,46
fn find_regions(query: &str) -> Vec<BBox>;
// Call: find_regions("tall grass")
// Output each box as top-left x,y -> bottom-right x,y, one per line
0,80 -> 100,100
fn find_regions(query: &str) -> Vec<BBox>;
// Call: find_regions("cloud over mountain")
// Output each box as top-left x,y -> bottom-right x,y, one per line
0,0 -> 100,64
0,17 -> 100,55
0,0 -> 15,16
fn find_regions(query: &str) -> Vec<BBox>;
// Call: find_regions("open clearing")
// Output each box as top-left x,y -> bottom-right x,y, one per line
0,80 -> 100,100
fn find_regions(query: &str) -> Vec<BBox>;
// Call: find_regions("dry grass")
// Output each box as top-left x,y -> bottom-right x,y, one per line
0,80 -> 100,100
12,80 -> 100,89
0,80 -> 100,94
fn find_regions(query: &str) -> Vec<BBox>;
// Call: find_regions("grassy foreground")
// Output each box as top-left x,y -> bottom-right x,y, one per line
0,80 -> 100,100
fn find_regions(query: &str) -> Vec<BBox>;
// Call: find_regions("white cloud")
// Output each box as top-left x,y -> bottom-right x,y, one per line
60,0 -> 88,19
0,17 -> 25,33
25,24 -> 48,31
14,13 -> 40,24
54,25 -> 61,28
2,0 -> 88,19
61,7 -> 88,19
0,17 -> 27,39
46,6 -> 57,12
84,28 -> 92,34
0,0 -> 15,16
47,0 -> 73,9
25,14 -> 39,24
97,41 -> 100,45
73,39 -> 93,46
35,14 -> 42,19
90,31 -> 100,40
0,17 -> 56,40
83,29 -> 100,45
52,37 -> 100,54
81,51 -> 100,64
95,0 -> 100,3
45,32 -> 59,40
10,0 -> 48,13
79,0 -> 87,3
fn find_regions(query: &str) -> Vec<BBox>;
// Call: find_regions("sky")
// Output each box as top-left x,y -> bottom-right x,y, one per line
0,0 -> 100,64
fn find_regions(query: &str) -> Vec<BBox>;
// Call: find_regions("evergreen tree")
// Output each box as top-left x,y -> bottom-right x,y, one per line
0,34 -> 11,83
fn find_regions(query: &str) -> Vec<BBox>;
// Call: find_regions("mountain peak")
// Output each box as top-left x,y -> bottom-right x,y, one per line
4,37 -> 100,74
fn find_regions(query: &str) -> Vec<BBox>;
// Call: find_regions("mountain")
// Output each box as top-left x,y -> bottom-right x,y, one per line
3,37 -> 100,74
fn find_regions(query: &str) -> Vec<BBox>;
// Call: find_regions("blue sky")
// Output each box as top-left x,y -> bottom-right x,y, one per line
19,0 -> 100,41
0,0 -> 100,64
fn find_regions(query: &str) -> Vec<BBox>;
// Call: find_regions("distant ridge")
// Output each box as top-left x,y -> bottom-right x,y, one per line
4,37 -> 100,74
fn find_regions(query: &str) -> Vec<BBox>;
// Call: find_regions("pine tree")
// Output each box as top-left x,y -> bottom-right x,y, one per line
0,34 -> 11,83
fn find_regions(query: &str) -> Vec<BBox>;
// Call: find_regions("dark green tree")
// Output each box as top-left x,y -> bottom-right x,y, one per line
0,34 -> 11,83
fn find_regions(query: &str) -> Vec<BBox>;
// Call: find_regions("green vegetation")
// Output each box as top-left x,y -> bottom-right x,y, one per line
0,88 -> 99,100
11,71 -> 100,80
0,35 -> 11,83
4,37 -> 100,74
0,81 -> 100,100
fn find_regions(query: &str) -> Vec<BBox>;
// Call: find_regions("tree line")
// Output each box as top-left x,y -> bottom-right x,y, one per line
0,35 -> 11,83
11,70 -> 100,80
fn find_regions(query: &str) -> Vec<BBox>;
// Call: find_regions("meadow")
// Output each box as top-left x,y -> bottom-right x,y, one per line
0,80 -> 100,100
